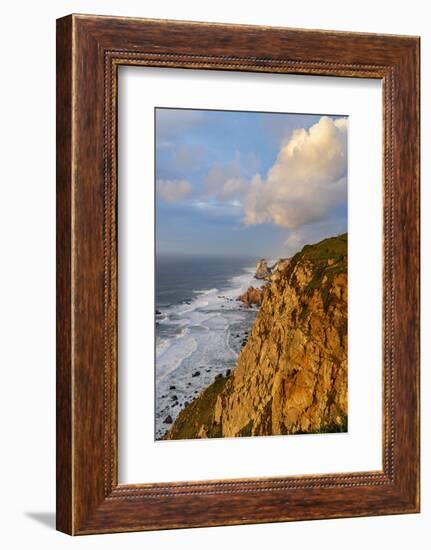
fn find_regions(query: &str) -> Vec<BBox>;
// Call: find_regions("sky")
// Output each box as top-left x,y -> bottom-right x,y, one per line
155,108 -> 348,259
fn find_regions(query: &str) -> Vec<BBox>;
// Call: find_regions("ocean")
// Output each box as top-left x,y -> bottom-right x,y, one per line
155,254 -> 265,439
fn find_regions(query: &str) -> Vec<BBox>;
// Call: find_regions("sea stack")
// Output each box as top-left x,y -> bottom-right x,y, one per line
255,259 -> 271,280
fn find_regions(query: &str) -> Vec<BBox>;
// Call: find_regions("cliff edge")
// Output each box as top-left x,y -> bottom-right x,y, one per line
165,234 -> 348,439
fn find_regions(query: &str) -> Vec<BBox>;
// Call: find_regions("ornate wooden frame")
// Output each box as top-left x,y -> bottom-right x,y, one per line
56,14 -> 420,534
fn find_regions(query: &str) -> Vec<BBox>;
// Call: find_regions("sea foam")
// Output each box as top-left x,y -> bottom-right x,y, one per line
155,264 -> 264,439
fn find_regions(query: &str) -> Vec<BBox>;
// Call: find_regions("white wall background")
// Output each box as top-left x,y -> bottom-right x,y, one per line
0,1 -> 427,548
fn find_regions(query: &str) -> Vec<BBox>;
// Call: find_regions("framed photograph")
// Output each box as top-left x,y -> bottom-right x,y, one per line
56,14 -> 420,534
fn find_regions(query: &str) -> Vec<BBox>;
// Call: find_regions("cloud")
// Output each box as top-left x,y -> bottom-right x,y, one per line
157,179 -> 192,202
243,116 -> 348,229
204,154 -> 247,200
284,229 -> 310,252
191,199 -> 243,222
207,174 -> 247,200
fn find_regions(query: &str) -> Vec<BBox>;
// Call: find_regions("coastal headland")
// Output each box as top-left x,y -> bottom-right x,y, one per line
164,233 -> 348,439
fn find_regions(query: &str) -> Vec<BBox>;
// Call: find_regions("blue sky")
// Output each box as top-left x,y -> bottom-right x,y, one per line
155,108 -> 348,259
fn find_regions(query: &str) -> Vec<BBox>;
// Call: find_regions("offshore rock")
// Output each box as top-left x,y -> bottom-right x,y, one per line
255,259 -> 272,280
237,286 -> 264,308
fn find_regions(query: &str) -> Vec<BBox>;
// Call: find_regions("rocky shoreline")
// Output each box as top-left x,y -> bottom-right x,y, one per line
156,271 -> 259,436
237,286 -> 264,308
164,234 -> 348,440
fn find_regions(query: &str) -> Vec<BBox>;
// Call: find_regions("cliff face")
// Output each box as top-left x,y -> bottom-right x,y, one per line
166,234 -> 348,440
270,258 -> 290,282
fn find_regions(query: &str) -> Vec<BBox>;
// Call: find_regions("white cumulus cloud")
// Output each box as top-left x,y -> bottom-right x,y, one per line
243,116 -> 348,229
157,179 -> 192,202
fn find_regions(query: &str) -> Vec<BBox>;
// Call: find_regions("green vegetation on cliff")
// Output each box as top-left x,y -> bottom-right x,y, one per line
286,233 -> 347,311
164,375 -> 231,440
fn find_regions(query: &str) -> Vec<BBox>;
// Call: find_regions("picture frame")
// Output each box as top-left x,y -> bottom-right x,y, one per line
56,14 -> 420,535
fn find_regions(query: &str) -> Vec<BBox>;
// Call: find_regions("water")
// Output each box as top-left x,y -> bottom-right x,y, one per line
155,254 -> 264,439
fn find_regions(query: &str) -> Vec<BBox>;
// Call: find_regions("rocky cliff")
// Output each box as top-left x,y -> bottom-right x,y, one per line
270,258 -> 290,281
165,234 -> 348,440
